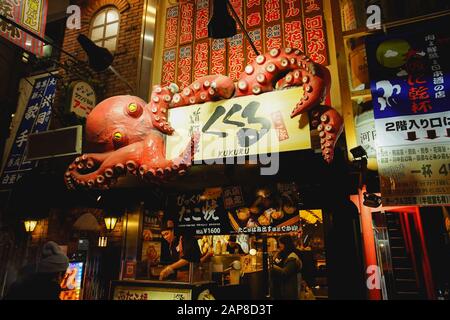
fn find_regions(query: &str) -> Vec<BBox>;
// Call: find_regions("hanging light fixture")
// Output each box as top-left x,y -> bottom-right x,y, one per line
104,216 -> 118,231
98,236 -> 108,247
208,0 -> 260,56
23,219 -> 38,233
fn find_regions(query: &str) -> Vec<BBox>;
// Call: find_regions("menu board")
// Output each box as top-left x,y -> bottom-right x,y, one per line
161,0 -> 329,89
168,184 -> 300,235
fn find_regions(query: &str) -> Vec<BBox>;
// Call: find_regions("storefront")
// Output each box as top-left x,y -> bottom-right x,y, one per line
1,0 -> 449,301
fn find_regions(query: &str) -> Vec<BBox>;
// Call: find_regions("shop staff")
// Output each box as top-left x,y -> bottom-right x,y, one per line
159,220 -> 201,280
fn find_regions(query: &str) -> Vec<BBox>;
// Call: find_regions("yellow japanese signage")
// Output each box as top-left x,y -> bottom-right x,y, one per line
166,87 -> 311,161
21,0 -> 44,33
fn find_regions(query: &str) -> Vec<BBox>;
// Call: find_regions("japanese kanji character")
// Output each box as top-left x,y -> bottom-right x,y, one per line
430,118 -> 442,128
409,86 -> 430,101
435,91 -> 446,99
395,120 -> 407,131
408,119 -> 421,130
433,77 -> 444,85
15,129 -> 29,148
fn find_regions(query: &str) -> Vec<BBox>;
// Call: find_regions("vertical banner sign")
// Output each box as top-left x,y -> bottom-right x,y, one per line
162,49 -> 177,87
264,0 -> 283,51
194,0 -> 208,41
0,0 -> 48,56
228,34 -> 245,82
211,38 -> 227,75
177,45 -> 192,89
1,75 -> 56,187
179,1 -> 194,45
283,0 -> 305,52
302,0 -> 329,65
228,0 -> 245,81
245,0 -> 263,63
193,40 -> 209,81
164,6 -> 178,48
366,22 -> 450,206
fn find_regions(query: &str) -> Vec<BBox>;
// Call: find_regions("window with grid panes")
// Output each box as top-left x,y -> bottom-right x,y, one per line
90,7 -> 120,52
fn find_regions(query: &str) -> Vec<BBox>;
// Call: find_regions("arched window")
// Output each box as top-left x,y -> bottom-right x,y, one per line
90,7 -> 120,52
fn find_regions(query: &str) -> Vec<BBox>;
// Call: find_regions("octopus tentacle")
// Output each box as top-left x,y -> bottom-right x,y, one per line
235,48 -> 331,118
170,75 -> 235,108
65,152 -> 121,189
149,85 -> 175,135
310,106 -> 344,164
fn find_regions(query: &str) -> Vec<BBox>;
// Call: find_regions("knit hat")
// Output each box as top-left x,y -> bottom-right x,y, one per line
37,241 -> 69,274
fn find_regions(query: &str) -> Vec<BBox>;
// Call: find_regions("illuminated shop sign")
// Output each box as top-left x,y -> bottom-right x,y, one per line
166,87 -> 311,162
1,74 -> 55,187
0,0 -> 48,56
366,19 -> 450,206
161,0 -> 329,88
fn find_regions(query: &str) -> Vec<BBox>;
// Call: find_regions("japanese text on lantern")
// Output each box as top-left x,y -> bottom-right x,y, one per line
247,29 -> 262,63
179,1 -> 194,45
211,39 -> 227,75
194,41 -> 209,80
178,45 -> 192,89
164,6 -> 178,48
0,0 -> 22,40
265,0 -> 281,22
162,49 -> 176,86
284,0 -> 301,19
228,34 -> 245,81
266,24 -> 282,50
303,0 -> 328,65
285,20 -> 304,52
195,0 -> 209,40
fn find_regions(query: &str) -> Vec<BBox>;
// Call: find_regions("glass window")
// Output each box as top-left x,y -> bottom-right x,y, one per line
89,7 -> 120,52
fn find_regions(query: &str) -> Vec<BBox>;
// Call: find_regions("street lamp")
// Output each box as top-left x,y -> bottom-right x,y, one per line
104,216 -> 118,232
98,236 -> 108,247
23,219 -> 38,233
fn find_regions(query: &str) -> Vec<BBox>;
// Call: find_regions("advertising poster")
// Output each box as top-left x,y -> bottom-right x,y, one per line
366,19 -> 450,206
60,261 -> 84,300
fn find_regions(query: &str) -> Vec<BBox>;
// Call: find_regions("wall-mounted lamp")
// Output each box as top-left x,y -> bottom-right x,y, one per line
363,192 -> 382,208
23,219 -> 38,233
208,0 -> 260,56
104,216 -> 118,231
98,236 -> 108,247
77,34 -> 134,93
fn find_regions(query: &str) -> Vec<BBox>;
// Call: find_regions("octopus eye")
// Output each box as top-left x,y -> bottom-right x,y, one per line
113,132 -> 123,141
126,102 -> 143,117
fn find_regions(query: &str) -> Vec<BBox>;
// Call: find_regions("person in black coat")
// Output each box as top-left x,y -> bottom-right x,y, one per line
4,241 -> 69,300
271,235 -> 302,300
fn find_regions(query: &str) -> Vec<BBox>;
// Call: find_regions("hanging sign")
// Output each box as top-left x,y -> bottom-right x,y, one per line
1,74 -> 55,188
0,0 -> 48,56
166,87 -> 311,162
366,20 -> 450,206
67,81 -> 97,118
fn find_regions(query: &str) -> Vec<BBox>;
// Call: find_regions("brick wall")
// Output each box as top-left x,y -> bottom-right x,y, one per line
58,0 -> 144,104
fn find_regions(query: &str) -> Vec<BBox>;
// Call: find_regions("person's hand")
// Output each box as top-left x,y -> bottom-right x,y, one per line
159,266 -> 174,280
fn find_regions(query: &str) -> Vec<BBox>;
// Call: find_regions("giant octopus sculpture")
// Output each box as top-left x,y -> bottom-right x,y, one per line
65,48 -> 344,189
